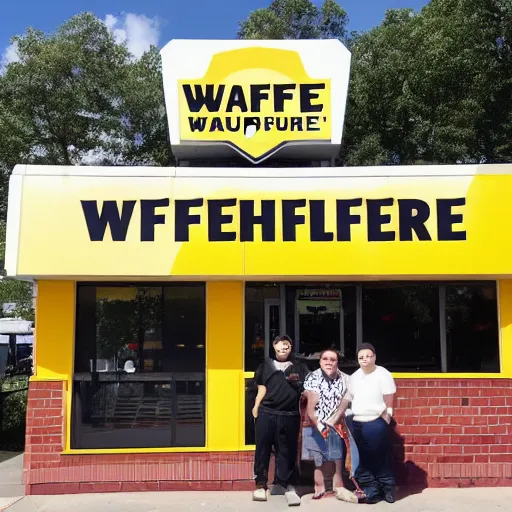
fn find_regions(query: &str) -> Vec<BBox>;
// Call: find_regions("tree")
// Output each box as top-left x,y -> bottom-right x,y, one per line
341,0 -> 512,166
0,12 -> 172,172
238,0 -> 349,42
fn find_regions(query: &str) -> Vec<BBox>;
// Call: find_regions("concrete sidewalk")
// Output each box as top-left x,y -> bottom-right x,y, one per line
3,488 -> 512,512
0,453 -> 24,512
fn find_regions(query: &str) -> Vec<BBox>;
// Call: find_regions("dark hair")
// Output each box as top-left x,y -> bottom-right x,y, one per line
319,348 -> 340,362
273,334 -> 293,345
358,343 -> 376,355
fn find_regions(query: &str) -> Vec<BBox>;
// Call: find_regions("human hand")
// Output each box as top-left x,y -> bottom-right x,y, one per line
252,406 -> 259,419
382,412 -> 391,425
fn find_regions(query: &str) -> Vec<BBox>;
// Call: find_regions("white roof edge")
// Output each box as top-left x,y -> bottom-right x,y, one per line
10,163 -> 512,179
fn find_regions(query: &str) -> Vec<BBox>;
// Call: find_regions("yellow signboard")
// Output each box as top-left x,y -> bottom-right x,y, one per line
177,47 -> 331,163
7,166 -> 512,278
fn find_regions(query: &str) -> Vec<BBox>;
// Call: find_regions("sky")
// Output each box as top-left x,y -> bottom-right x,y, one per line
1,0 -> 429,63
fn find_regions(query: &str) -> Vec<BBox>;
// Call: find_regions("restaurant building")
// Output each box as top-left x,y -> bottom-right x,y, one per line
4,39 -> 512,495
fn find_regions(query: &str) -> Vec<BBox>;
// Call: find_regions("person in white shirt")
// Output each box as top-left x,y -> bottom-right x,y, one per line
330,343 -> 397,504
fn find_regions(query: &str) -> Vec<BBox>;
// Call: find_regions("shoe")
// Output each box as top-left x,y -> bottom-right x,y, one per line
365,494 -> 382,504
334,486 -> 359,503
252,488 -> 267,501
270,484 -> 286,496
384,491 -> 395,503
285,486 -> 301,506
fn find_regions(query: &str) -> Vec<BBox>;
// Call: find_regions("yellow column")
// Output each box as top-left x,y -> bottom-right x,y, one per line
206,281 -> 244,451
499,280 -> 512,377
33,280 -> 76,381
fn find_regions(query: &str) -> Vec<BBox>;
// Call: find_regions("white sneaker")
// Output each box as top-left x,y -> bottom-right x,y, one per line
334,486 -> 359,503
253,488 -> 267,501
285,486 -> 301,506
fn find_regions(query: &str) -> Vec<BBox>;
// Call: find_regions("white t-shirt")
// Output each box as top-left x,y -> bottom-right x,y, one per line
347,366 -> 396,422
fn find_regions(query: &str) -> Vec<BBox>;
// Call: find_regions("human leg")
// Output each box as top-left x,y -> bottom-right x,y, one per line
253,411 -> 276,500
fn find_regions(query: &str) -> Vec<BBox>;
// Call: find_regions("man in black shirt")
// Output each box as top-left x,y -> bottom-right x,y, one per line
252,335 -> 309,506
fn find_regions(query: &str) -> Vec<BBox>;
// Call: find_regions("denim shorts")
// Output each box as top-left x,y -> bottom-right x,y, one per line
302,426 -> 345,468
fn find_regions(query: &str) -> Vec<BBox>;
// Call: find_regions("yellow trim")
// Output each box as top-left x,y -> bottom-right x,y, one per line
206,282 -> 244,451
61,447 -> 212,455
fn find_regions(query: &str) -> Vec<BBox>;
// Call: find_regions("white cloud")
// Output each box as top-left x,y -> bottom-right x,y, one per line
103,13 -> 160,59
2,41 -> 21,66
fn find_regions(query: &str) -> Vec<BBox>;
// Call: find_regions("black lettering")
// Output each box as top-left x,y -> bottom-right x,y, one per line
188,117 -> 207,132
226,117 -> 240,132
226,85 -> 248,112
398,199 -> 432,241
264,117 -> 274,131
282,199 -> 306,241
276,117 -> 288,131
141,199 -> 169,241
336,199 -> 362,241
306,116 -> 320,131
437,198 -> 466,241
210,117 -> 224,132
300,84 -> 325,113
175,199 -> 203,242
250,84 -> 270,112
182,84 -> 224,112
81,200 -> 135,242
291,117 -> 303,131
273,84 -> 296,112
208,199 -> 237,242
367,198 -> 395,242
309,200 -> 333,241
240,200 -> 276,242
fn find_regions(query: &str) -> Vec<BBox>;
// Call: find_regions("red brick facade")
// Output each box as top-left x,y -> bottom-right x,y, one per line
24,379 -> 512,495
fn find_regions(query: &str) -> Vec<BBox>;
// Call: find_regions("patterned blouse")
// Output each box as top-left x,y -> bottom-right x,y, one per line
303,368 -> 349,422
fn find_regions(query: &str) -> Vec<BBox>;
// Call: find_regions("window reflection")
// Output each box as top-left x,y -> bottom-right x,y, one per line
72,283 -> 206,449
446,284 -> 499,372
362,284 -> 441,371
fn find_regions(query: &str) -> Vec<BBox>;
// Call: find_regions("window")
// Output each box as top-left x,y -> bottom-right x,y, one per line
362,284 -> 441,372
446,283 -> 499,372
72,283 -> 205,449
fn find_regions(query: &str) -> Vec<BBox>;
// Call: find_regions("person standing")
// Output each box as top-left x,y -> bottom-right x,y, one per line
252,335 -> 309,506
302,349 -> 358,503
330,343 -> 397,504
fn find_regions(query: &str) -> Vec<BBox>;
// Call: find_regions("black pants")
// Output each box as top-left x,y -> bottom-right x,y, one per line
254,409 -> 301,489
351,417 -> 395,499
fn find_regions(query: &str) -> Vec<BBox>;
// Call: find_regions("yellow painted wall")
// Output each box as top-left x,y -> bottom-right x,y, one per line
499,280 -> 512,376
206,281 -> 244,451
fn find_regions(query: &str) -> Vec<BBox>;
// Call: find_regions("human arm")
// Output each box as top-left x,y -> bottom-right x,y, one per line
252,385 -> 267,418
305,390 -> 320,427
381,393 -> 394,424
326,397 -> 351,427
380,369 -> 397,424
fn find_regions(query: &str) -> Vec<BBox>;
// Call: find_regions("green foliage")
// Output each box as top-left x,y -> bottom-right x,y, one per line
0,376 -> 28,450
237,0 -> 349,42
340,0 -> 512,165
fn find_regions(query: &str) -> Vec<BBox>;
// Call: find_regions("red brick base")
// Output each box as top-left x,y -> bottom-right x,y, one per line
24,379 -> 512,495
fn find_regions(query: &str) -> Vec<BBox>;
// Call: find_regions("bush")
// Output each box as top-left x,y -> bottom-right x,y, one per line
0,376 -> 28,450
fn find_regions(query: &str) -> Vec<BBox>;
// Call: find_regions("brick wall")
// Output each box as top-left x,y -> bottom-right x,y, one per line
23,379 -> 512,495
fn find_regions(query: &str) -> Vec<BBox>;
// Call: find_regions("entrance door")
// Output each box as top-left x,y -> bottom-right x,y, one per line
295,288 -> 344,356
264,299 -> 280,359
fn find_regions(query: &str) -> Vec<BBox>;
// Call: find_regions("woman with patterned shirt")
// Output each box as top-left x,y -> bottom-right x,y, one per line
302,349 -> 358,503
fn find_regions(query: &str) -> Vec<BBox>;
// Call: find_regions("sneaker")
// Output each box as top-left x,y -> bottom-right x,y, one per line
285,486 -> 301,507
334,486 -> 359,503
252,488 -> 267,501
384,491 -> 395,503
270,484 -> 286,496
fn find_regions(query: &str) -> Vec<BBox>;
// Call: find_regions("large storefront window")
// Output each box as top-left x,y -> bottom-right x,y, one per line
72,283 -> 205,449
243,280 -> 500,444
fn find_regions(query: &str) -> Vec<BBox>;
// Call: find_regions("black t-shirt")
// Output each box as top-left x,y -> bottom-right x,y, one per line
254,358 -> 310,414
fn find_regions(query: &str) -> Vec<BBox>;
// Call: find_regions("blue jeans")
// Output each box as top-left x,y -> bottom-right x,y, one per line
350,417 -> 395,499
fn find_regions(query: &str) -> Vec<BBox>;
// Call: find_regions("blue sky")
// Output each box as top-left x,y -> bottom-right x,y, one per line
1,0 -> 429,61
